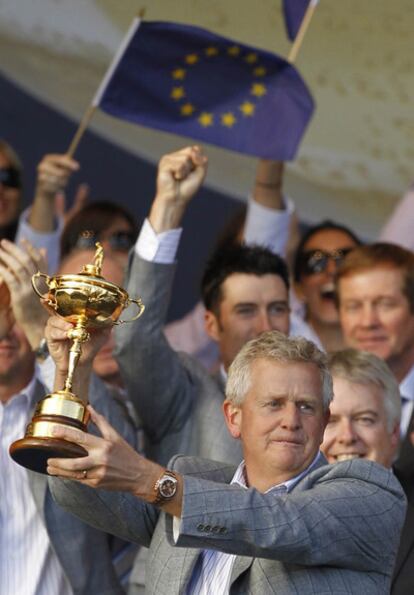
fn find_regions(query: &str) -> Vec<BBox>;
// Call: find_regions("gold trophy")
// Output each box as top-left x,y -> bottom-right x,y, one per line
9,243 -> 144,474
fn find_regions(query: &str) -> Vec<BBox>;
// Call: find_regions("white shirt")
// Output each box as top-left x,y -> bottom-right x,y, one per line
399,364 -> 414,439
180,452 -> 323,595
0,376 -> 72,595
15,207 -> 64,275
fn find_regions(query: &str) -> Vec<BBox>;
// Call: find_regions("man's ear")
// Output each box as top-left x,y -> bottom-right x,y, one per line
204,309 -> 221,342
223,400 -> 242,439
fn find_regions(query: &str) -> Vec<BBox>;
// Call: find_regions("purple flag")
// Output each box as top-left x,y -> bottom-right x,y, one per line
283,0 -> 312,41
93,19 -> 315,160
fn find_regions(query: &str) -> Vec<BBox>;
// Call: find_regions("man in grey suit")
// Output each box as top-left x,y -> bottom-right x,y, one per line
115,145 -> 291,466
0,241 -> 136,594
47,327 -> 406,594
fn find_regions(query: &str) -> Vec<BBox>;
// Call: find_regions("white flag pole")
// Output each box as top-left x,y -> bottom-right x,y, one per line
287,0 -> 319,64
66,15 -> 142,158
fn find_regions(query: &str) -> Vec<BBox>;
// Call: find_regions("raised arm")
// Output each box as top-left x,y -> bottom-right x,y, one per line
115,146 -> 208,447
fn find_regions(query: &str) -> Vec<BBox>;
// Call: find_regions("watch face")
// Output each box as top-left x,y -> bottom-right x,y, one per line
159,477 -> 177,498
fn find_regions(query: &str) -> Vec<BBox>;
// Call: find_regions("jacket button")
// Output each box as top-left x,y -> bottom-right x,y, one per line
197,524 -> 205,532
205,525 -> 212,532
219,527 -> 227,534
212,526 -> 221,533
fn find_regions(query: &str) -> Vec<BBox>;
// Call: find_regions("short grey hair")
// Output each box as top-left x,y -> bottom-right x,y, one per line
226,331 -> 333,410
328,349 -> 401,431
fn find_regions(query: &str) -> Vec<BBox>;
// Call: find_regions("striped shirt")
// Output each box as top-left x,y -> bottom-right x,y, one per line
0,377 -> 72,595
184,453 -> 323,595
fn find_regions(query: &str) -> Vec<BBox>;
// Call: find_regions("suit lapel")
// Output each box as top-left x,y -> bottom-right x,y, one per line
230,554 -> 254,586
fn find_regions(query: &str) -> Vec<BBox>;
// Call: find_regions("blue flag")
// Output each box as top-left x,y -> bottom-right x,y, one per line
93,19 -> 314,160
282,0 -> 311,41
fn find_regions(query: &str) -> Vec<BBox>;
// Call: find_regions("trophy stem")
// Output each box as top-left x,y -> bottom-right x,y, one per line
64,316 -> 90,393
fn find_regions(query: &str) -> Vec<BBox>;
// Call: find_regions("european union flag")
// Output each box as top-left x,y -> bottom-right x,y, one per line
282,0 -> 312,41
93,19 -> 314,160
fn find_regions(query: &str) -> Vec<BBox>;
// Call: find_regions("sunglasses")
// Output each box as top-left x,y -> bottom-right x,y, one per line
298,248 -> 353,276
0,167 -> 21,189
74,229 -> 136,252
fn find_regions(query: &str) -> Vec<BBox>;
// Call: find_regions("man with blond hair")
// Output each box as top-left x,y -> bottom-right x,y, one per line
45,323 -> 406,594
321,348 -> 412,595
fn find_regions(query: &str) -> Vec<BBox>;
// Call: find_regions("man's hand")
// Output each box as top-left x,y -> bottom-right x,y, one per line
29,153 -> 80,232
45,316 -> 111,376
0,239 -> 49,347
149,146 -> 208,233
36,153 -> 79,197
47,405 -> 163,496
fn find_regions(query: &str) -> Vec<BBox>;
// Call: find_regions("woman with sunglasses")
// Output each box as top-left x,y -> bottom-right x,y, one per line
292,221 -> 361,352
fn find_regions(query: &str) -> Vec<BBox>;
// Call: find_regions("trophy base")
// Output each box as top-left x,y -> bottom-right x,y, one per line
9,436 -> 88,475
9,389 -> 90,475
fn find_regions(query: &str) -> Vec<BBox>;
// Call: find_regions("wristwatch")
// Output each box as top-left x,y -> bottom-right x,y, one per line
153,469 -> 178,505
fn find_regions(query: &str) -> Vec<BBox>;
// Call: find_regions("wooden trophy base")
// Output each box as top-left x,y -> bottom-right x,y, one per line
9,436 -> 88,475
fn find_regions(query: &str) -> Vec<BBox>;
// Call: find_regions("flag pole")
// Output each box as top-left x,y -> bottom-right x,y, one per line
66,105 -> 97,158
287,0 -> 319,64
65,9 -> 146,158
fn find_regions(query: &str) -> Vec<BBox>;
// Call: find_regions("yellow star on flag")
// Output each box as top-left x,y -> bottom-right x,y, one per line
171,68 -> 186,80
185,53 -> 199,65
171,86 -> 185,100
205,46 -> 219,57
181,103 -> 195,116
253,66 -> 267,77
221,112 -> 236,127
239,101 -> 255,116
245,52 -> 258,64
251,83 -> 267,97
227,45 -> 240,57
198,112 -> 214,127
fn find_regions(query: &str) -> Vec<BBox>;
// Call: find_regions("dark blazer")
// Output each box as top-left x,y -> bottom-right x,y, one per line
392,407 -> 414,595
50,455 -> 406,595
27,375 -> 136,594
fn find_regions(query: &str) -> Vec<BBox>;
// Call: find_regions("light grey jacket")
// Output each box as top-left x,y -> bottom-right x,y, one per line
115,255 -> 241,466
50,455 -> 406,595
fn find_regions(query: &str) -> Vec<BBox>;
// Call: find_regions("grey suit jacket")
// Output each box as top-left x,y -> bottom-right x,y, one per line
50,455 -> 406,595
115,255 -> 241,466
28,374 -> 136,594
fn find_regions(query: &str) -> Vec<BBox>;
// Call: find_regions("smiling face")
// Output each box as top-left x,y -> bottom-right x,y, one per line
339,266 -> 414,379
205,273 -> 290,370
296,229 -> 358,326
224,359 -> 329,490
322,376 -> 399,468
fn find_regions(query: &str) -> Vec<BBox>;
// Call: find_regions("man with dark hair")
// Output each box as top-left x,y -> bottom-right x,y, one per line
115,146 -> 291,466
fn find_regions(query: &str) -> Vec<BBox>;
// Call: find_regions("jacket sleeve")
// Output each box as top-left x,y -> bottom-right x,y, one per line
114,254 -> 199,445
173,460 -> 406,573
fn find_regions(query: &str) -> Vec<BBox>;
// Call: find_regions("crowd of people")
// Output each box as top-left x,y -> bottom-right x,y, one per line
0,138 -> 413,594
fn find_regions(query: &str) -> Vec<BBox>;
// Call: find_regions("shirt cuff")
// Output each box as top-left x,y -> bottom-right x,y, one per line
172,516 -> 182,543
243,195 -> 295,257
135,219 -> 183,264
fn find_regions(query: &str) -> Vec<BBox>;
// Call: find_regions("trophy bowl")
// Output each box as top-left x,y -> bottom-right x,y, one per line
10,244 -> 144,474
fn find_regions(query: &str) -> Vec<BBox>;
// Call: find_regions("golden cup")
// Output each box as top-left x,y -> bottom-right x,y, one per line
9,243 -> 144,474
